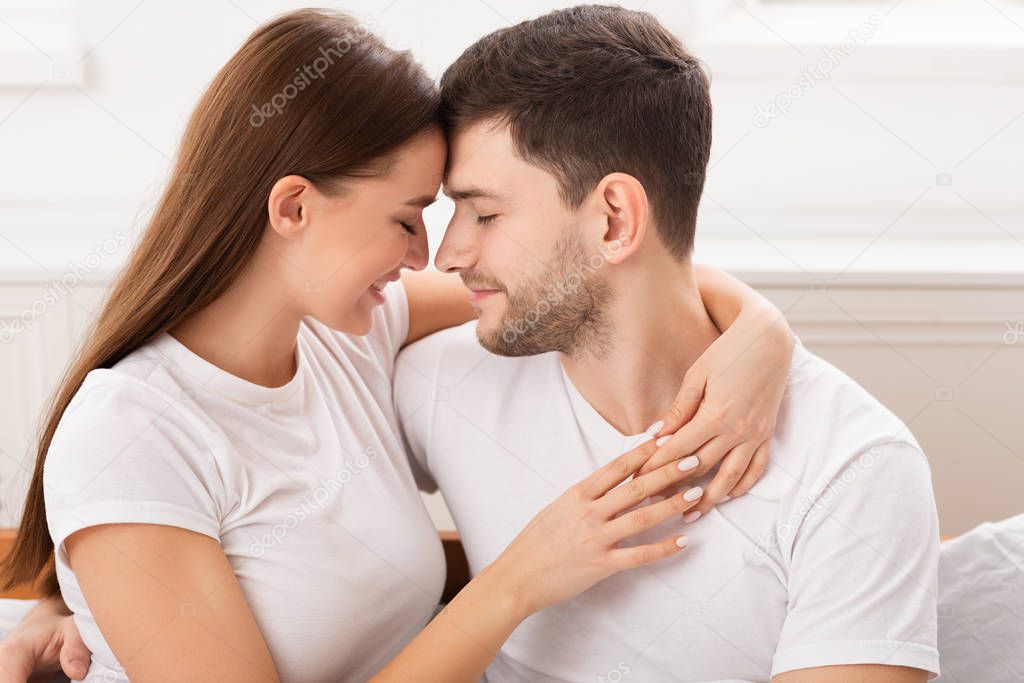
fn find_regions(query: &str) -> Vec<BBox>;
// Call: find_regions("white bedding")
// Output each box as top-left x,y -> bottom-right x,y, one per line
935,513 -> 1024,681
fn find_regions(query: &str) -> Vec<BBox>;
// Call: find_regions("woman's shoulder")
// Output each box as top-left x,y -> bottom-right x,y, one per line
46,356 -> 223,477
66,341 -> 202,426
43,362 -> 231,557
43,362 -> 230,525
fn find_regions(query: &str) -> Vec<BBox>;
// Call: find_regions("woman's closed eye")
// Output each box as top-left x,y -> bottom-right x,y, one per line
476,214 -> 498,225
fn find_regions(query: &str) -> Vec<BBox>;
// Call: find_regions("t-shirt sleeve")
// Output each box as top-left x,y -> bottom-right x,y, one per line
392,335 -> 442,494
43,374 -> 225,563
772,440 -> 941,678
361,280 -> 411,378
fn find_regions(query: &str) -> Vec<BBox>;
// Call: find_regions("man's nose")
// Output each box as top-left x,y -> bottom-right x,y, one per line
435,225 -> 477,274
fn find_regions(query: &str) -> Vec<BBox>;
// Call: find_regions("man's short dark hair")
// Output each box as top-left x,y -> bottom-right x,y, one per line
440,4 -> 712,259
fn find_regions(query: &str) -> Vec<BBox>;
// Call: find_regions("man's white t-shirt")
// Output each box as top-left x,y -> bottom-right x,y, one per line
44,282 -> 446,683
395,322 -> 941,682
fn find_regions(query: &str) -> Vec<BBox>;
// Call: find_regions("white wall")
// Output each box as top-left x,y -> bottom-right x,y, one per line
0,0 -> 1021,534
2,1 -> 1022,239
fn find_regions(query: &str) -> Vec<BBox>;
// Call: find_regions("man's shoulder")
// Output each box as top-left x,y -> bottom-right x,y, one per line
391,321 -> 563,466
783,343 -> 920,450
399,319 -> 482,361
758,343 -> 928,499
749,344 -> 937,574
395,320 -> 551,391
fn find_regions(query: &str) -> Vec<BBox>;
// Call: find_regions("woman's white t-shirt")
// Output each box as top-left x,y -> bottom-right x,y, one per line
43,282 -> 446,682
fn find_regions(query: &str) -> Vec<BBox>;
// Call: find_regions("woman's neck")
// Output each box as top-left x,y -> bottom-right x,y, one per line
169,249 -> 303,388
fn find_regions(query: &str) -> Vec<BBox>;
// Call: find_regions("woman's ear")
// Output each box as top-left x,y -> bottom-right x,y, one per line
593,172 -> 649,265
267,175 -> 313,239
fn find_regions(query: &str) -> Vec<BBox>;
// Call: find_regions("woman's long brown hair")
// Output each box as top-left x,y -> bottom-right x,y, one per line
1,8 -> 440,595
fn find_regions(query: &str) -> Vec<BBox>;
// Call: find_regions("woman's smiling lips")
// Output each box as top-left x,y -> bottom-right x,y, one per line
367,274 -> 401,304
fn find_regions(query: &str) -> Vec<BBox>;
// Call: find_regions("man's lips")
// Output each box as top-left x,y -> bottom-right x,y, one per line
468,288 -> 501,303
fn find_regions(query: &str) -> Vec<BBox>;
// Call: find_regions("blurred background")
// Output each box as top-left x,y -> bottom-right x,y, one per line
0,0 -> 1021,535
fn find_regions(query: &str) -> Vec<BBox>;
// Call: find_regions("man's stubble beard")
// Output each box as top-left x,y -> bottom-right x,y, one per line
475,230 -> 614,361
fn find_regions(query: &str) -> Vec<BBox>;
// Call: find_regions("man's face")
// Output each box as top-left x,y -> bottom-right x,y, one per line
436,121 -> 613,358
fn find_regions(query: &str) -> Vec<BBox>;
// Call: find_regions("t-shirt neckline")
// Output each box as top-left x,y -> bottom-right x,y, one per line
152,330 -> 305,406
556,357 -> 656,456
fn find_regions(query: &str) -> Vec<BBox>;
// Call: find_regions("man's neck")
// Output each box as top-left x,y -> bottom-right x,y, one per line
559,259 -> 720,436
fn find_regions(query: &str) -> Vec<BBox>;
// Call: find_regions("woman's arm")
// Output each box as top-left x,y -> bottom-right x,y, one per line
66,524 -> 279,682
402,271 -> 475,346
640,264 -> 795,516
38,439 -> 699,683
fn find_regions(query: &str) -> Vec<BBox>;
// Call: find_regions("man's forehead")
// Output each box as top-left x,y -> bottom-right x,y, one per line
447,120 -> 513,167
445,121 -> 531,199
444,120 -> 568,205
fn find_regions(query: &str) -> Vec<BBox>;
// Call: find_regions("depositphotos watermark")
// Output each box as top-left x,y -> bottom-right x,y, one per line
597,661 -> 631,683
0,231 -> 128,345
754,15 -> 884,128
248,446 -> 379,557
249,16 -> 379,128
1003,321 -> 1023,345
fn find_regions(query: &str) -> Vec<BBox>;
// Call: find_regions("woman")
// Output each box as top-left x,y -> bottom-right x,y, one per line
0,9 -> 793,682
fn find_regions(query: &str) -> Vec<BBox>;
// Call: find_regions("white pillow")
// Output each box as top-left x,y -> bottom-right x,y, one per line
936,513 -> 1024,681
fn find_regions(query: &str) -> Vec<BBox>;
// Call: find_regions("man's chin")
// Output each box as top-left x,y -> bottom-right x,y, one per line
474,316 -> 503,353
472,315 -> 514,356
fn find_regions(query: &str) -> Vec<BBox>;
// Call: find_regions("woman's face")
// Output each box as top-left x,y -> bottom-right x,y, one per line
289,129 -> 446,335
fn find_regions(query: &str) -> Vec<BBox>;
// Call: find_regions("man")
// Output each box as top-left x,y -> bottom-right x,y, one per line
394,5 -> 939,681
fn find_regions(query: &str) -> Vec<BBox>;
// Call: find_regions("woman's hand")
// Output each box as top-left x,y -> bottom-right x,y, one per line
0,596 -> 90,683
639,278 -> 795,519
373,438 -> 700,683
484,437 -> 702,617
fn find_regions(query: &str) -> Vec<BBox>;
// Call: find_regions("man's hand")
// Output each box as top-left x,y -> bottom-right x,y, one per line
0,598 -> 90,683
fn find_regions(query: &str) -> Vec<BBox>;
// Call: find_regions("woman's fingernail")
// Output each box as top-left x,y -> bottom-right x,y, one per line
645,420 -> 664,436
683,486 -> 703,502
656,435 -> 671,447
721,495 -> 731,502
677,455 -> 699,471
675,536 -> 689,548
683,510 -> 702,523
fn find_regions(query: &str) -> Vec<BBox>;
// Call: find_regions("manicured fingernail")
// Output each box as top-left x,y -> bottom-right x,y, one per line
677,455 -> 699,471
645,420 -> 664,435
675,536 -> 689,548
683,510 -> 702,523
683,486 -> 703,502
721,495 -> 731,502
655,435 -> 671,447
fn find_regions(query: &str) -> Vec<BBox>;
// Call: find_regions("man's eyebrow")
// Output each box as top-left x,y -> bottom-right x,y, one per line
404,194 -> 438,208
442,186 -> 503,201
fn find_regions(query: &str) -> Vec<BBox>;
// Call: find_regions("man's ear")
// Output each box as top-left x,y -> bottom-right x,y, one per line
593,172 -> 649,265
267,175 -> 313,239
